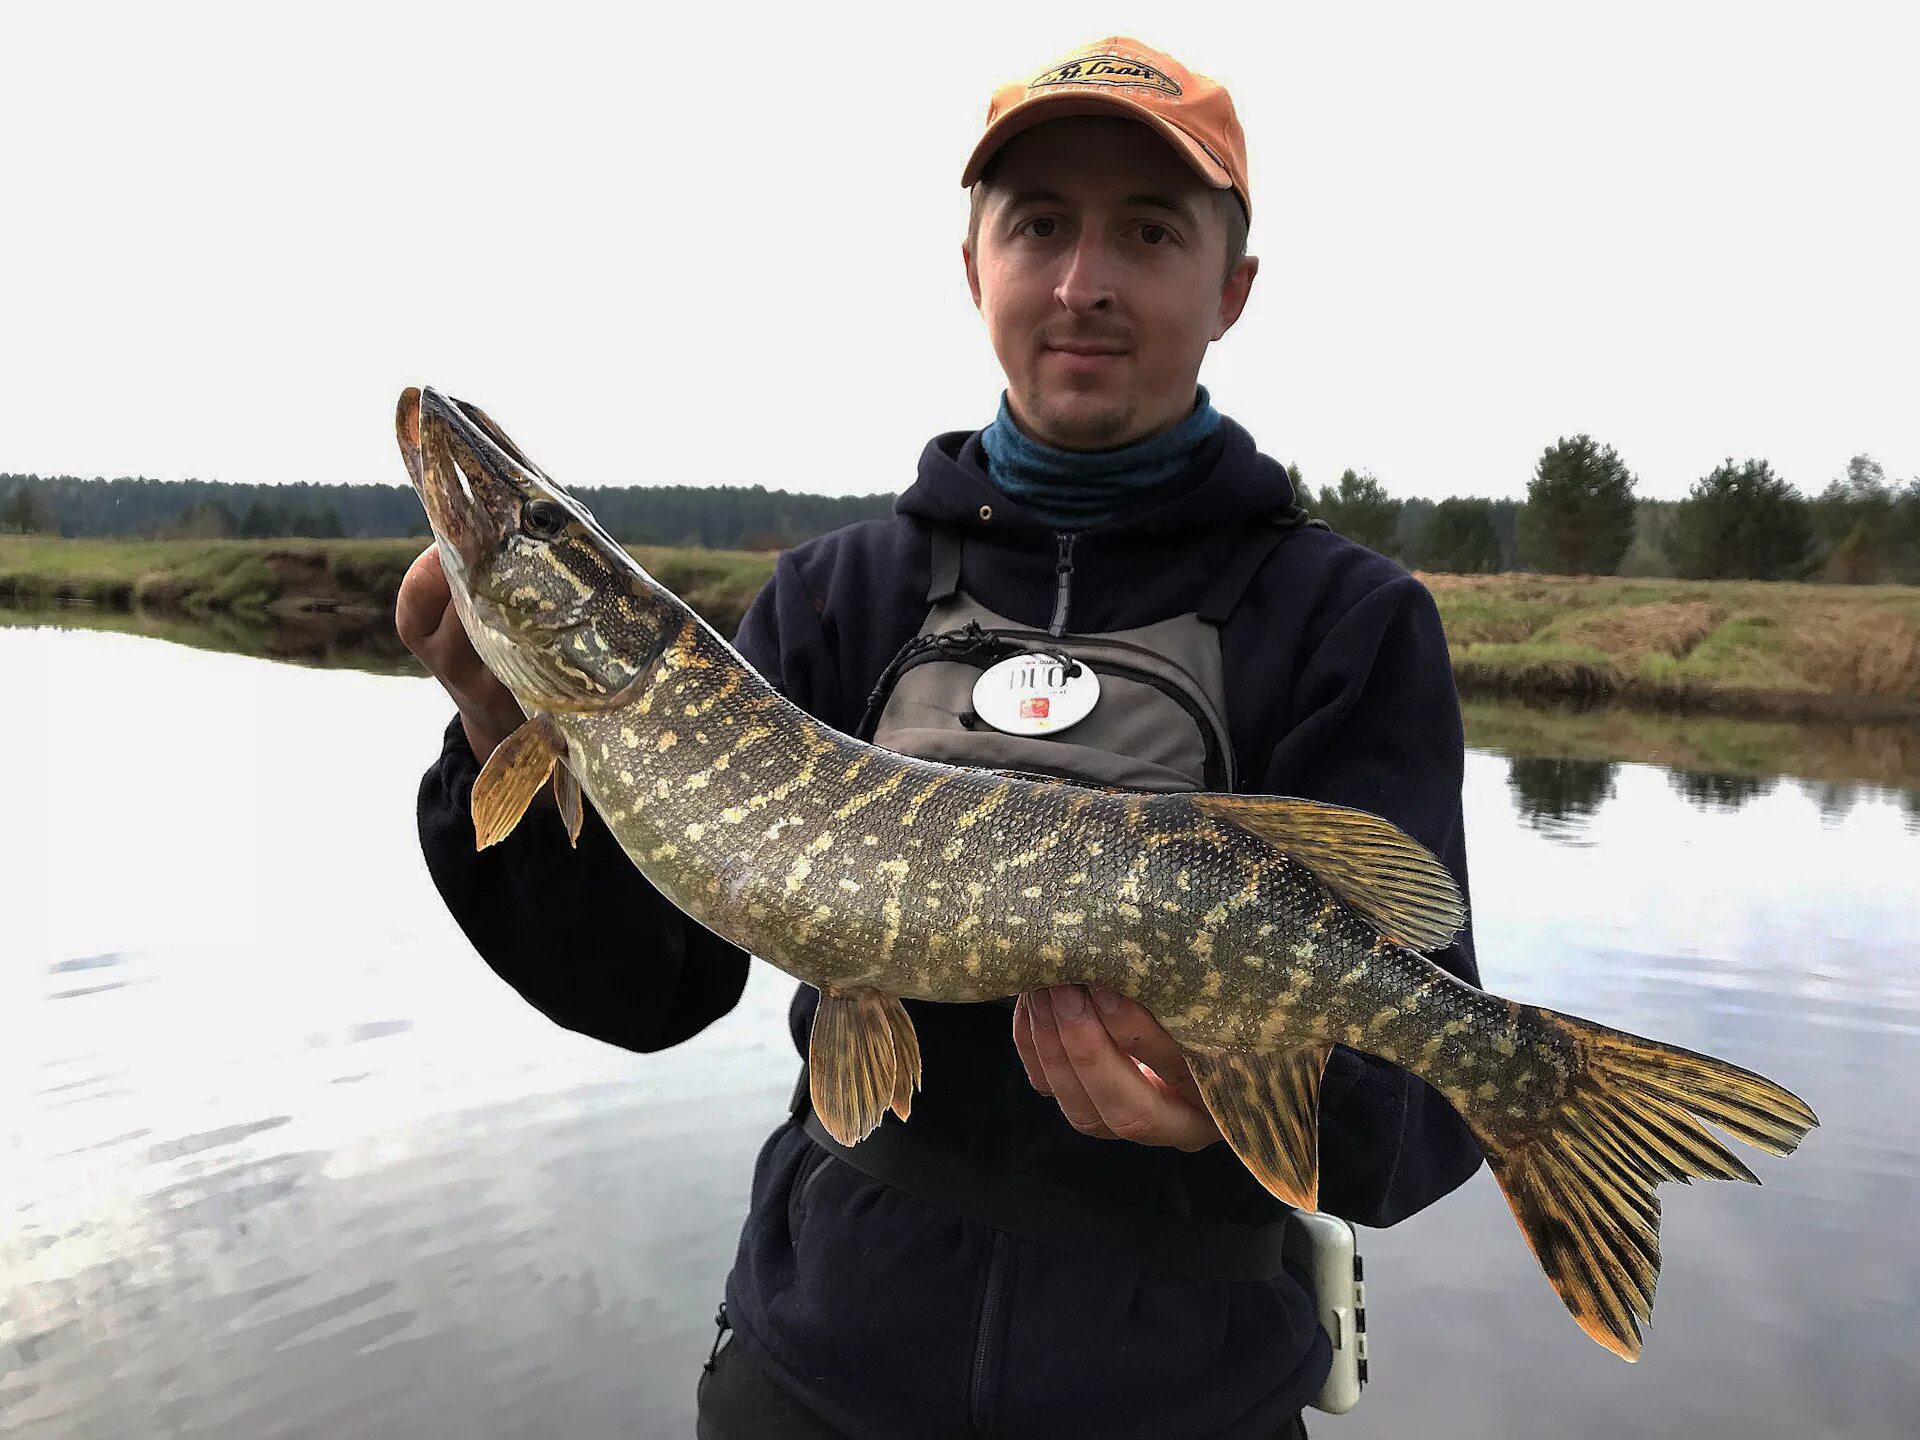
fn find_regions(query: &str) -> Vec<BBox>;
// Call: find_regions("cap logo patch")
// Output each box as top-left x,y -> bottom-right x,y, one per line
1031,54 -> 1182,98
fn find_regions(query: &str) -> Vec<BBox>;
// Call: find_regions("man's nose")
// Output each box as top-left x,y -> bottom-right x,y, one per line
1053,234 -> 1118,314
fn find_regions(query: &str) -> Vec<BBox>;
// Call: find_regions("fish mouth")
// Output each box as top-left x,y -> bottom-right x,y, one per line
396,386 -> 549,578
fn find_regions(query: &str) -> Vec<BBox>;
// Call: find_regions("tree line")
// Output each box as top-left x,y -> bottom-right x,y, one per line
0,474 -> 895,551
6,442 -> 1918,582
1298,441 -> 1920,583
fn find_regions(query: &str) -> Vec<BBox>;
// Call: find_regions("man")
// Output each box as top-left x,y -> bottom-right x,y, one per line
399,36 -> 1483,1440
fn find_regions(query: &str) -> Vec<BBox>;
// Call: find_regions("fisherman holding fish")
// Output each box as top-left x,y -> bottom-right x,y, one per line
397,35 -> 1811,1440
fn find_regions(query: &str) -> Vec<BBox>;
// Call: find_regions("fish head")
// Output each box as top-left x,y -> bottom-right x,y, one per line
396,385 -> 683,713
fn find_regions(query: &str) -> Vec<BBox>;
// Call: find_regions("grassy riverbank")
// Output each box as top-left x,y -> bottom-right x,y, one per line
1423,572 -> 1920,721
8,538 -> 1920,720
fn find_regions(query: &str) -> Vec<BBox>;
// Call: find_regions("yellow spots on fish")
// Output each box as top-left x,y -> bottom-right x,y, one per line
747,902 -> 767,921
1474,1080 -> 1499,1101
683,771 -> 712,792
1492,1034 -> 1517,1057
1021,886 -> 1043,900
1064,872 -> 1088,887
1084,841 -> 1103,857
992,936 -> 1012,954
929,933 -> 949,956
648,843 -> 679,862
954,783 -> 1011,831
1158,899 -> 1181,915
966,881 -> 985,901
1007,914 -> 1027,928
621,726 -> 641,750
1115,902 -> 1142,921
956,915 -> 981,937
655,730 -> 678,753
652,777 -> 672,799
1368,1006 -> 1401,1030
963,950 -> 983,975
712,752 -> 730,772
881,897 -> 902,932
1344,1024 -> 1366,1045
1337,962 -> 1370,986
862,834 -> 879,847
783,855 -> 813,894
1256,923 -> 1276,939
805,832 -> 835,858
1514,1070 -> 1533,1089
685,822 -> 707,842
1200,971 -> 1223,999
1051,910 -> 1085,928
1202,903 -> 1228,928
1038,943 -> 1064,966
684,669 -> 743,716
619,769 -> 636,787
1116,854 -> 1149,904
941,839 -> 965,862
1443,1019 -> 1469,1038
876,859 -> 910,883
900,774 -> 953,826
841,755 -> 871,784
721,805 -> 749,825
1241,955 -> 1263,969
1457,1052 -> 1478,1072
1175,869 -> 1190,892
1189,931 -> 1215,962
833,769 -> 906,821
834,877 -> 861,895
1124,799 -> 1144,831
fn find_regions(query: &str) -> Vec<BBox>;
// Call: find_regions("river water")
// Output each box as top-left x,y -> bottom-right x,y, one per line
1,619 -> 1915,1439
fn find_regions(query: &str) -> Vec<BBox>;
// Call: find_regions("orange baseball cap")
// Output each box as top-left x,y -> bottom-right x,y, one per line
960,37 -> 1252,224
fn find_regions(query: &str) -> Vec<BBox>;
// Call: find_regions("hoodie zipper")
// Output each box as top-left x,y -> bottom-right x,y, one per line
1048,532 -> 1078,637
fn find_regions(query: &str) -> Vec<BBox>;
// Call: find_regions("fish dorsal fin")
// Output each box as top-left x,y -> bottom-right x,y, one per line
809,988 -> 923,1146
471,717 -> 564,849
1184,1043 -> 1334,1211
1192,794 -> 1465,952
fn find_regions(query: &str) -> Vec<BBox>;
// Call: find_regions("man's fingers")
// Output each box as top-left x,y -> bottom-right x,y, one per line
1089,987 -> 1207,1109
395,545 -> 452,653
1029,990 -> 1105,1136
1012,994 -> 1052,1096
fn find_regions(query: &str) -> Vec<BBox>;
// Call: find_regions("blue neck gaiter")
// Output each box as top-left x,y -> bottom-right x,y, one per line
979,386 -> 1221,532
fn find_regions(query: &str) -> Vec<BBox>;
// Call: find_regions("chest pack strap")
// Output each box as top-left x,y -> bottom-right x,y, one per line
926,509 -> 1322,618
789,1065 -> 1296,1284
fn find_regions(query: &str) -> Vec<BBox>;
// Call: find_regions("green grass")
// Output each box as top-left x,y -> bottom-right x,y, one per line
1423,571 -> 1920,719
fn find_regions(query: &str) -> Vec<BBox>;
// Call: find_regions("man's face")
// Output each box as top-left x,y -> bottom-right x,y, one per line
964,115 -> 1257,452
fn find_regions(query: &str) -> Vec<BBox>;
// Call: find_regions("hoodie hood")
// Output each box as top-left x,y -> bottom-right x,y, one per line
896,413 -> 1298,540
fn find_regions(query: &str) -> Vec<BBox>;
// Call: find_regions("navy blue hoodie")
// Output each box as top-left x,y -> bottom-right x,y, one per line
416,414 -> 1485,1439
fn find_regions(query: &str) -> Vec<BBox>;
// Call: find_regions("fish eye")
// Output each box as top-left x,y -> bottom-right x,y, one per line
522,499 -> 567,539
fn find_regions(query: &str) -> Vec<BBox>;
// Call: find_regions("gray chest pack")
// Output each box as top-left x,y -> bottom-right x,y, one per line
796,512 -> 1370,1414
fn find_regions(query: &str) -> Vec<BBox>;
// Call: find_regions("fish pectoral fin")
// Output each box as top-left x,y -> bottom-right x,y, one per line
470,717 -> 564,849
552,766 -> 584,848
1191,795 -> 1465,952
809,989 -> 921,1145
1185,1042 -> 1334,1212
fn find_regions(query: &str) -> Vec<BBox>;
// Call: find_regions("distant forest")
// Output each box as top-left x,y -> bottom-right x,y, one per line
0,474 -> 894,551
5,438 -> 1918,582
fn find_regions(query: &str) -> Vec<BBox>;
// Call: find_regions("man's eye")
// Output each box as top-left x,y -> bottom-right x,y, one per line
1019,218 -> 1058,239
1139,224 -> 1171,246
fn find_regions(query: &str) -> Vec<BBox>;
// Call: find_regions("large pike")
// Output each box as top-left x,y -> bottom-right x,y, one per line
397,386 -> 1817,1361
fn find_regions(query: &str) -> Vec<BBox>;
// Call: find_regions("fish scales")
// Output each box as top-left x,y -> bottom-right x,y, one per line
399,384 -> 1817,1363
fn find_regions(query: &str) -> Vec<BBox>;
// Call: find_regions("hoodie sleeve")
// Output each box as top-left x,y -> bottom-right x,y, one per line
414,554 -> 832,1053
1256,571 -> 1487,1227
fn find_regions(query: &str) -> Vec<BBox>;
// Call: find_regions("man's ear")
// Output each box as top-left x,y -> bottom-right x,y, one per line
1212,254 -> 1259,341
963,240 -> 982,310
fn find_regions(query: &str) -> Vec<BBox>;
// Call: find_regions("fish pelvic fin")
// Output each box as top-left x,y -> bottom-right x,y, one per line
1184,1042 -> 1334,1212
1190,795 -> 1464,952
1481,1009 -> 1819,1362
552,765 -> 584,848
470,717 -> 564,849
809,989 -> 923,1146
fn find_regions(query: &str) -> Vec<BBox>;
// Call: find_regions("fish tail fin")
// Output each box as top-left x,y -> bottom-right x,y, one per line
1478,1009 -> 1817,1362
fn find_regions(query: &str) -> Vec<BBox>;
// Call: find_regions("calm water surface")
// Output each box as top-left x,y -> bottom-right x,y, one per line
2,624 -> 1916,1438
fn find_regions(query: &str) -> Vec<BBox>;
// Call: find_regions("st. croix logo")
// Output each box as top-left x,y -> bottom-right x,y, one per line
1030,54 -> 1182,98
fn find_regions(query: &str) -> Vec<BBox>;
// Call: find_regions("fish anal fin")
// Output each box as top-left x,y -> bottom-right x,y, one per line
1185,1042 -> 1333,1212
1192,794 -> 1464,952
809,989 -> 921,1145
471,717 -> 564,849
552,766 -> 584,848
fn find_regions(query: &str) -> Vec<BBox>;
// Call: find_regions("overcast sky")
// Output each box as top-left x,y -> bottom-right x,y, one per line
3,1 -> 1914,503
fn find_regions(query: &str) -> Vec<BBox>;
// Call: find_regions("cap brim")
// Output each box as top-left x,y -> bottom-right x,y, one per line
960,92 -> 1233,192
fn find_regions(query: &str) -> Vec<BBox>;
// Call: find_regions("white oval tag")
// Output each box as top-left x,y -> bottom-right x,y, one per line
972,653 -> 1100,736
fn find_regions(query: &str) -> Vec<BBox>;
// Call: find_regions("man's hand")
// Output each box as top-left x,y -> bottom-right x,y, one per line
1013,985 -> 1223,1152
396,544 -> 526,763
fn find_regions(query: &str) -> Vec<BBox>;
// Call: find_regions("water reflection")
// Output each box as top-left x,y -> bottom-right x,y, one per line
1669,769 -> 1779,811
4,625 -> 1919,1439
1505,755 -> 1619,837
